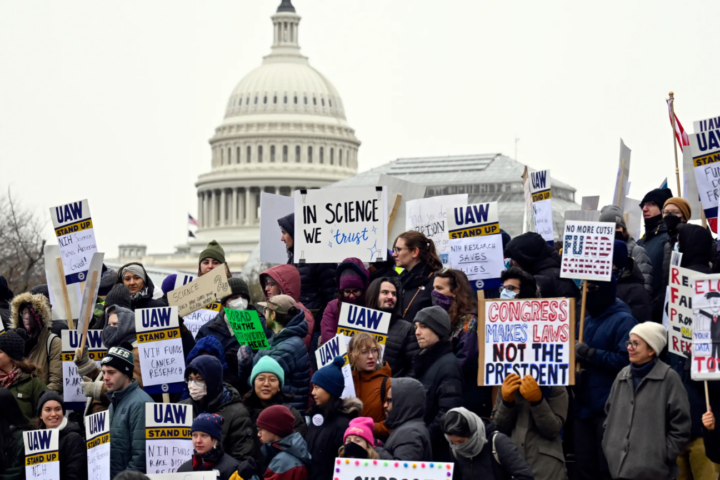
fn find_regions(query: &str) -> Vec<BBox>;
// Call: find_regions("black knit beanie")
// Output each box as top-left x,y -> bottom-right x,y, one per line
105,284 -> 132,311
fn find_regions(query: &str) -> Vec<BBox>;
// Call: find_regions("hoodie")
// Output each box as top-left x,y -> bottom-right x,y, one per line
376,377 -> 432,461
101,305 -> 144,387
260,264 -> 315,350
320,258 -> 370,344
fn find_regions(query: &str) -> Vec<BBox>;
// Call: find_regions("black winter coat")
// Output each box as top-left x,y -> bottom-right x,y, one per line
529,251 -> 579,300
383,315 -> 420,378
295,261 -> 337,328
413,341 -> 465,462
306,397 -> 362,480
177,449 -> 256,480
399,261 -> 436,322
638,220 -> 669,318
0,299 -> 11,330
617,261 -> 652,323
59,420 -> 88,480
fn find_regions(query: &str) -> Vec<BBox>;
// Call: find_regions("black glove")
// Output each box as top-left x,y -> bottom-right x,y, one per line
575,342 -> 596,363
574,369 -> 586,389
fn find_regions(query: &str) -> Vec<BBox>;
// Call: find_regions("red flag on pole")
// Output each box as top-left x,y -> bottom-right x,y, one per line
667,99 -> 690,151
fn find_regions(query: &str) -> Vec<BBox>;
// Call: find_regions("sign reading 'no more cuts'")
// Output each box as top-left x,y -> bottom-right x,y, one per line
50,199 -> 98,284
560,221 -> 615,281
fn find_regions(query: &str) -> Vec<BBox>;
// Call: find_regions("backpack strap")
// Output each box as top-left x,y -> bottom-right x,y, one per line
492,431 -> 500,465
46,333 -> 58,358
380,376 -> 389,404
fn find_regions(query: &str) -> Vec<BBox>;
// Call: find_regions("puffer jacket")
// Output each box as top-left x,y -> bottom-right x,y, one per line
6,371 -> 47,421
57,419 -> 87,480
239,310 -> 310,414
260,264 -> 315,350
376,377 -> 432,461
399,261 -> 436,322
246,399 -> 307,471
626,236 -> 654,295
262,432 -> 311,480
11,292 -> 62,393
352,363 -> 392,440
492,386 -> 568,480
616,259 -> 652,323
637,219 -> 669,311
107,380 -> 154,478
115,262 -> 167,310
305,397 -> 362,480
320,258 -> 370,344
383,314 -> 419,378
574,299 -> 637,419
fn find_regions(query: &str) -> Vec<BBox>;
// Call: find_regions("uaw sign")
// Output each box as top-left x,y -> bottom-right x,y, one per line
61,329 -> 106,409
24,429 -> 59,480
145,403 -> 193,474
337,304 -> 391,350
136,307 -> 186,394
49,199 -> 98,285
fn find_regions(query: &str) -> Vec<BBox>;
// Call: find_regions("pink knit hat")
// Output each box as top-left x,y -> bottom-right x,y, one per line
344,417 -> 375,446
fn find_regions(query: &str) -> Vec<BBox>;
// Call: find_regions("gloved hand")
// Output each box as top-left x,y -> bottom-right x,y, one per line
501,373 -> 522,402
74,346 -> 98,377
74,346 -> 88,365
225,348 -> 239,368
237,345 -> 253,365
80,376 -> 105,400
520,375 -> 542,403
574,369 -> 586,389
575,342 -> 595,363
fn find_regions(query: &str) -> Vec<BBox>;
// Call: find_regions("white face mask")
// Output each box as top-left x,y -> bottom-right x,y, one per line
228,298 -> 248,310
500,289 -> 517,299
188,380 -> 207,401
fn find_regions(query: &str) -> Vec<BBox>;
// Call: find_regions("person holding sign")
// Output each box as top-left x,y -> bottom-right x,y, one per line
0,387 -> 30,479
256,405 -> 311,480
0,330 -> 47,420
320,257 -> 370,345
198,240 -> 233,279
114,263 -> 166,311
393,231 -> 442,322
31,391 -> 87,480
603,323 -> 691,480
348,332 -> 391,441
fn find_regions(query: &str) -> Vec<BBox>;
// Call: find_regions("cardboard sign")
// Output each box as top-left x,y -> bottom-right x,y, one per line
337,303 -> 391,348
689,116 -> 720,232
260,192 -> 294,264
24,429 -> 59,480
61,329 -> 106,409
86,411 -> 111,480
691,275 -> 720,380
613,140 -> 632,212
668,266 -> 695,356
167,274 -> 219,338
560,221 -> 615,281
406,194 -> 468,267
145,403 -> 193,474
333,458 -> 454,480
447,202 -> 504,290
293,186 -> 388,264
167,267 -> 230,317
315,334 -> 355,399
225,308 -> 269,349
136,307 -> 185,394
479,298 -> 575,386
530,170 -> 554,245
49,199 -> 98,285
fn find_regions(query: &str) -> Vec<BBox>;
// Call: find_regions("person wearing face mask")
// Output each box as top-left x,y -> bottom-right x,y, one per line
573,273 -> 637,480
255,405 -> 311,480
613,240 -> 652,323
320,258 -> 370,345
238,295 -> 311,415
339,417 -> 380,459
32,391 -> 87,480
499,267 -> 539,299
364,277 -> 419,378
114,262 -> 166,311
636,188 -> 673,301
0,331 -> 47,420
10,292 -> 62,394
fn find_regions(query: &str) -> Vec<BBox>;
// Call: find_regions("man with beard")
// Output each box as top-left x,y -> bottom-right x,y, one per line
365,277 -> 419,378
573,274 -> 637,480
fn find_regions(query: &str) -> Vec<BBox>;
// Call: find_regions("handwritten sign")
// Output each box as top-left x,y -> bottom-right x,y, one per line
49,199 -> 97,285
690,116 -> 720,232
145,403 -> 193,474
691,275 -> 720,380
479,298 -> 575,386
167,267 -> 229,317
315,334 -> 355,398
406,194 -> 467,267
260,192 -> 294,264
668,266 -> 694,356
169,273 -> 220,338
337,304 -> 391,350
225,309 -> 269,349
147,473 -> 221,480
293,186 -> 388,264
333,458 -> 453,480
85,411 -> 111,480
136,307 -> 185,394
61,329 -> 106,408
530,170 -> 554,245
24,429 -> 59,480
560,221 -> 615,281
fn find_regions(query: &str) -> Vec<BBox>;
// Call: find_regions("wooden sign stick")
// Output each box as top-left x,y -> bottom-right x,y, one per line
77,270 -> 98,356
576,281 -> 588,372
56,258 -> 74,330
162,393 -> 170,403
705,381 -> 711,412
669,91 -> 682,197
386,194 -> 402,240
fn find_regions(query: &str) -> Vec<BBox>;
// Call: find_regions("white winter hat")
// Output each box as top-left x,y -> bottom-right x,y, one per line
629,322 -> 667,355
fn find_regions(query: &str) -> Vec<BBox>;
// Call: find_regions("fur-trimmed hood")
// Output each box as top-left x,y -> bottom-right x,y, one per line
341,396 -> 363,417
10,292 -> 52,329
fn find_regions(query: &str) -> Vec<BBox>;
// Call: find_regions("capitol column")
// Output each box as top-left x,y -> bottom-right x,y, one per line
220,189 -> 226,226
244,188 -> 252,226
232,188 -> 238,225
197,192 -> 203,228
238,188 -> 245,225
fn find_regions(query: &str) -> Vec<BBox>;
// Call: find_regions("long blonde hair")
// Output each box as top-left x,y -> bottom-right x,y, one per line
347,332 -> 383,371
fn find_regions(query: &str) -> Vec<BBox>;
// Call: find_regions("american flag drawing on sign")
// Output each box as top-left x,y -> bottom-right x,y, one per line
188,214 -> 199,227
667,99 -> 690,151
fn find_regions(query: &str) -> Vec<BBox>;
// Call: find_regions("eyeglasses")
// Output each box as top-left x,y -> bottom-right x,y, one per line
662,210 -> 682,218
499,285 -> 519,293
392,247 -> 409,254
640,201 -> 657,209
625,340 -> 641,350
342,289 -> 363,297
360,348 -> 380,357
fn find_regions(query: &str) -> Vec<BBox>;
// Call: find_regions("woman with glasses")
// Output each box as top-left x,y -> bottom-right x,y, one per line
499,267 -> 538,299
392,231 -> 443,322
348,332 -> 392,441
320,258 -> 370,345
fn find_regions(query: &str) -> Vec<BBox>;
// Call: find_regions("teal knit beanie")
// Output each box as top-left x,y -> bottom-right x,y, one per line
250,356 -> 285,388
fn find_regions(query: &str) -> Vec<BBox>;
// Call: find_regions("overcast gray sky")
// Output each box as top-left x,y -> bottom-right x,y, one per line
2,0 -> 719,256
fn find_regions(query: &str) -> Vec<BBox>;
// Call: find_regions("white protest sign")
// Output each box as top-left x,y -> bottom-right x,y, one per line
522,166 -> 533,234
136,307 -> 186,394
167,267 -> 230,317
333,458 -> 454,479
529,170 -> 554,245
689,117 -> 720,232
406,194 -> 467,267
580,196 -> 600,211
260,192 -> 294,264
480,298 -> 574,386
315,334 -> 355,398
85,411 -> 111,480
668,265 -> 694,356
691,275 -> 720,380
167,274 -> 219,338
613,140 -> 632,212
337,303 -> 391,350
76,252 -> 105,335
447,202 -> 504,290
61,329 -> 106,407
147,473 -> 220,480
293,186 -> 388,264
559,221 -> 615,281
24,429 -> 59,480
44,244 -> 82,321
49,199 -> 98,285
145,403 -> 193,474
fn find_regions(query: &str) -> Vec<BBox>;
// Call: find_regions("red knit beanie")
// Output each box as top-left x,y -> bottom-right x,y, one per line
344,417 -> 375,446
257,405 -> 295,438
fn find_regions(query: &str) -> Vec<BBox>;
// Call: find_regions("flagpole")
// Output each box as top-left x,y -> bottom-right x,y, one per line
669,91 -> 682,197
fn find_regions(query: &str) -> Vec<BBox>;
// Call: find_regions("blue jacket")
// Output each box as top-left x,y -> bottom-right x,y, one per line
575,299 -> 637,419
262,432 -> 311,479
107,380 -> 154,478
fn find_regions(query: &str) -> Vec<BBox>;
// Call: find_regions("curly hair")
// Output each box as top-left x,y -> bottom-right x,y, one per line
347,332 -> 383,371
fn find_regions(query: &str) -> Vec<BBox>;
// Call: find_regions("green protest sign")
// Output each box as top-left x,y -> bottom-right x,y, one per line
225,308 -> 269,349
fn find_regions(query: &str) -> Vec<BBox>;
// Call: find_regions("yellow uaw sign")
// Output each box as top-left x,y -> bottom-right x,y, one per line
532,189 -> 552,202
448,202 -> 500,239
205,302 -> 222,312
137,328 -> 181,343
24,429 -> 59,480
336,327 -> 387,346
25,451 -> 58,466
86,433 -> 110,449
449,222 -> 500,238
145,403 -> 193,474
693,151 -> 720,167
145,427 -> 192,439
62,350 -> 105,361
54,218 -> 94,236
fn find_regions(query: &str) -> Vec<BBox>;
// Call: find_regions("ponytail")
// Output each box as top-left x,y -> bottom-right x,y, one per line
395,231 -> 442,272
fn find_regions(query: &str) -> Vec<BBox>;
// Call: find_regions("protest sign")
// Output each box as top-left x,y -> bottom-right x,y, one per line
522,166 -> 534,234
580,196 -> 600,211
136,307 -> 185,394
613,140 -> 632,211
147,473 -> 220,480
689,116 -> 720,232
145,403 -> 192,474
166,274 -> 220,338
76,252 -> 104,336
260,192 -> 294,264
560,221 -> 615,281
406,194 -> 467,266
333,458 -> 454,480
447,202 -> 504,290
225,308 -> 269,349
61,329 -> 106,409
479,298 -> 575,386
24,429 -> 59,480
85,411 -> 111,480
293,186 -> 388,263
315,334 -> 355,398
0,320 -> 4,335
337,303 -> 391,350
376,174 -> 427,242
167,267 -> 230,317
668,265 -> 694,356
691,274 -> 720,380
564,210 -> 601,222
44,244 -> 82,321
529,170 -> 554,245
49,199 -> 97,285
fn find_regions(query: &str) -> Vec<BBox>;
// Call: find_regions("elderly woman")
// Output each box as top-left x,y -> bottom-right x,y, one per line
115,262 -> 165,310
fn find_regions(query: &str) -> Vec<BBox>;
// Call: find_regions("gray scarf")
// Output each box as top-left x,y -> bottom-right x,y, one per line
444,407 -> 487,459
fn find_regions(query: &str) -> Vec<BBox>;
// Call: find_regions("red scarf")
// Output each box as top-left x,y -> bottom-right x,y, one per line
0,367 -> 21,388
